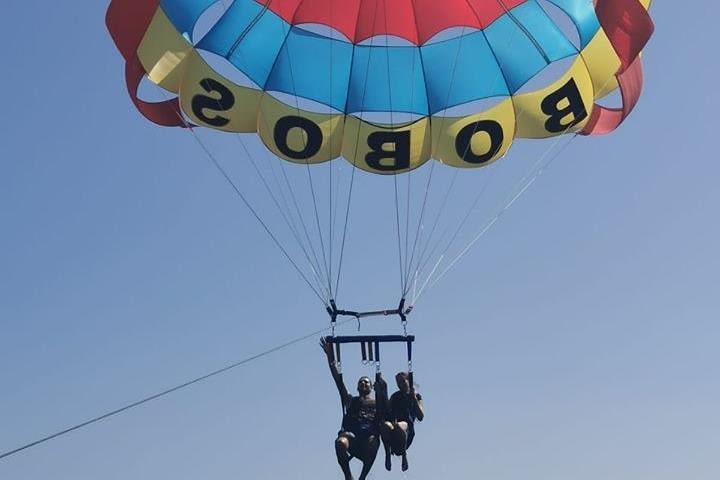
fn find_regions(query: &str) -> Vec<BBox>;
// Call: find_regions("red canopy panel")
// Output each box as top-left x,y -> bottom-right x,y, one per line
254,0 -> 525,44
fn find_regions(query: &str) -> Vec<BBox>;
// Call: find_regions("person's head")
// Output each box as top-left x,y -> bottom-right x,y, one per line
395,372 -> 411,393
357,376 -> 372,396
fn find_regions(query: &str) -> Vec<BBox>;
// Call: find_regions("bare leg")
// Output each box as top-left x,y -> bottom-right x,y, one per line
380,422 -> 394,471
335,435 -> 354,480
391,422 -> 408,455
393,422 -> 410,471
358,435 -> 379,480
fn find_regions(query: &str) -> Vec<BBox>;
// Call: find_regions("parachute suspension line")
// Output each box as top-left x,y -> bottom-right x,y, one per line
153,33 -> 332,303
308,161 -> 334,298
403,169 -> 413,292
152,85 -> 329,306
234,135 -> 331,300
403,17 -> 483,296
303,153 -> 333,298
412,57 -> 630,304
408,3 -> 540,303
334,162 -> 355,300
394,175 -> 407,295
379,16 -> 406,298
401,35 -> 422,298
416,14 -> 638,305
331,162 -> 343,284
334,0 -> 383,302
413,133 -> 579,305
403,160 -> 435,296
402,18 -> 471,296
328,0 -> 335,297
399,1 -> 427,300
261,139 -> 327,289
417,163 -> 498,281
329,131 -> 334,302
281,21 -> 335,299
412,166 -> 495,293
406,169 -> 462,300
184,126 -> 329,306
0,318 -> 353,462
173,13 -> 335,304
274,147 -> 331,299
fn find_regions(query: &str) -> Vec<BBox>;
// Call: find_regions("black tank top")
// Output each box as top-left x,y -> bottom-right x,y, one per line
342,396 -> 377,431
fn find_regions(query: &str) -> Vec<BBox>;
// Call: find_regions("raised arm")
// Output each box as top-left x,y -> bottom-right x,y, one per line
320,338 -> 351,408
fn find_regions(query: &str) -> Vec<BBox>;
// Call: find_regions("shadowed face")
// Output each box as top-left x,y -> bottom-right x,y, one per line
396,372 -> 410,393
357,376 -> 372,396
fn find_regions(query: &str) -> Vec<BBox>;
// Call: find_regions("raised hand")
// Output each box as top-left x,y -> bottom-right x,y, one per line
320,337 -> 333,359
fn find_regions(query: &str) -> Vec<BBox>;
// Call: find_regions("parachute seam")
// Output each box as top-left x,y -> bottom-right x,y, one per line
335,0 -> 384,301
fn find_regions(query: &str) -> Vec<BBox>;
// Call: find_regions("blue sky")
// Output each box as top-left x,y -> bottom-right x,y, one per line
1,1 -> 719,479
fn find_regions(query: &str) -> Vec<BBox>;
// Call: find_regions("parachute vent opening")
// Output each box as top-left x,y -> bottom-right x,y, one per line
594,87 -> 623,107
293,23 -> 352,43
424,26 -> 482,45
197,50 -> 260,89
137,75 -> 178,103
192,0 -> 232,45
433,97 -> 507,118
267,91 -> 343,115
515,55 -> 577,95
537,0 -> 582,50
357,35 -> 415,47
351,111 -> 424,125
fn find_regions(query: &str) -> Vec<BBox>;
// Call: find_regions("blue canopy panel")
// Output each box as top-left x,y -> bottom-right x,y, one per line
485,0 -> 577,93
197,1 -> 289,88
266,29 -> 353,112
421,32 -> 509,114
169,0 -> 582,114
160,0 -> 220,40
543,0 -> 601,48
346,45 -> 428,116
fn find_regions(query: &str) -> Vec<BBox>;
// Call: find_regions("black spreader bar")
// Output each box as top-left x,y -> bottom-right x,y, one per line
324,335 -> 415,344
327,299 -> 411,324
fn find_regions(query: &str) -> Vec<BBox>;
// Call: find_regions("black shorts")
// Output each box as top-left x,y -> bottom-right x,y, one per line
338,426 -> 378,456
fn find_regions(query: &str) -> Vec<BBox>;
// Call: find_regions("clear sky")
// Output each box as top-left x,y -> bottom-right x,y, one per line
1,1 -> 719,479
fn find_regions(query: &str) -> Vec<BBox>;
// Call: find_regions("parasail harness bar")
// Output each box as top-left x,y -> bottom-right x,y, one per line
327,298 -> 413,329
326,299 -> 415,383
324,335 -> 415,385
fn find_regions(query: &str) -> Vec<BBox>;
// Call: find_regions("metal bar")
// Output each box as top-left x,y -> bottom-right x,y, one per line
324,335 -> 415,344
335,308 -> 401,319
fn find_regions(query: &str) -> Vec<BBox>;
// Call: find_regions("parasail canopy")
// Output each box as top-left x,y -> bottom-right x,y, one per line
107,0 -> 654,174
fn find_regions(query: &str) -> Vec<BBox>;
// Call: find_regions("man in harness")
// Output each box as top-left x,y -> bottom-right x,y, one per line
381,371 -> 425,472
321,338 -> 388,480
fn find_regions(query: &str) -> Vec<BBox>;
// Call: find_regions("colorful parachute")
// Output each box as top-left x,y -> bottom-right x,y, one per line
107,0 -> 653,175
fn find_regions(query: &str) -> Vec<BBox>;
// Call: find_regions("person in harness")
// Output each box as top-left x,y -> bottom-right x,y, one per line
380,371 -> 425,472
321,338 -> 388,480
